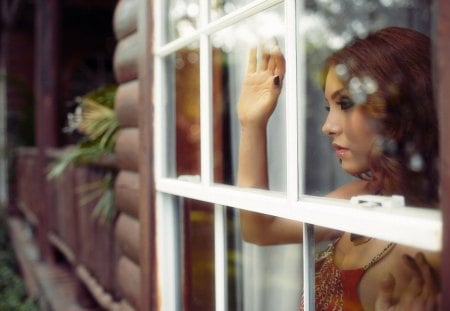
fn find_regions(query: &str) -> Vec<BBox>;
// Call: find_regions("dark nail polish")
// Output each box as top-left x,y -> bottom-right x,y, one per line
274,75 -> 280,86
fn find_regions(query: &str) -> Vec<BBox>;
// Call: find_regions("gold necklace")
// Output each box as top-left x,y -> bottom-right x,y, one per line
350,233 -> 372,246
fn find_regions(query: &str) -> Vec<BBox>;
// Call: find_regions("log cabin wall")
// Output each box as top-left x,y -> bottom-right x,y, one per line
113,0 -> 144,310
437,0 -> 450,309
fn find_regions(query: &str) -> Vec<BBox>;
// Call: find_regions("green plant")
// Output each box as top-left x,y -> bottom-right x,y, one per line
0,211 -> 38,310
47,85 -> 118,222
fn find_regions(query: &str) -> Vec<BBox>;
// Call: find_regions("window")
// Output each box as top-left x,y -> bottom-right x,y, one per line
153,0 -> 441,310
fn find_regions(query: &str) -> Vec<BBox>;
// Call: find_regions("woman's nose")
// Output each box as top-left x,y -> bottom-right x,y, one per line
321,112 -> 340,137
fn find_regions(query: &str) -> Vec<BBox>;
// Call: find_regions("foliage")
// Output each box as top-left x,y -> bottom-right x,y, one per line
0,212 -> 38,310
47,85 -> 118,222
77,171 -> 116,222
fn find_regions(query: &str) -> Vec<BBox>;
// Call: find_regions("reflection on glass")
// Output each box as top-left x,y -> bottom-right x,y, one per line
181,199 -> 215,310
172,198 -> 244,310
211,4 -> 286,190
297,1 -> 441,309
304,0 -> 432,196
210,0 -> 277,23
167,0 -> 277,41
167,0 -> 200,41
233,1 -> 440,310
164,45 -> 201,179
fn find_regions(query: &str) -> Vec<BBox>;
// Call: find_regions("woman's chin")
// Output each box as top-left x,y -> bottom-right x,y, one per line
340,161 -> 368,176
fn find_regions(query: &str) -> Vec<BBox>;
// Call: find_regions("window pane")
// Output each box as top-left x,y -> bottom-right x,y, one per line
303,0 -> 433,196
166,0 -> 200,41
181,198 -> 216,310
171,198 -> 244,310
241,235 -> 303,310
164,44 -> 201,179
210,0 -> 268,21
211,4 -> 286,190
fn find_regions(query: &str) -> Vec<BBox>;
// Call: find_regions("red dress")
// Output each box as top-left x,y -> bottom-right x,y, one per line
300,240 -> 395,311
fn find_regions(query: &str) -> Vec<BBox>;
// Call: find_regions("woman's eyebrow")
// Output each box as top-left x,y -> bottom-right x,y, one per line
331,88 -> 345,100
325,88 -> 345,102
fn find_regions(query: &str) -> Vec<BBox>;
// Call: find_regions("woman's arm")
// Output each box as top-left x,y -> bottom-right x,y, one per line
237,47 -> 372,245
237,46 -> 295,245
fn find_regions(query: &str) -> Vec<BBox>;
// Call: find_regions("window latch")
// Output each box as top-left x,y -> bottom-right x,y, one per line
177,175 -> 201,182
350,195 -> 405,208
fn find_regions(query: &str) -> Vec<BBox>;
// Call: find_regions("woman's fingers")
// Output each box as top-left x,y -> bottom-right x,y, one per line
271,46 -> 286,82
259,45 -> 270,71
415,253 -> 440,294
375,253 -> 441,311
247,47 -> 257,73
247,44 -> 285,77
375,273 -> 397,310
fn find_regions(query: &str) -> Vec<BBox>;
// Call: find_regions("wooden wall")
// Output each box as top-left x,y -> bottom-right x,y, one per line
437,0 -> 450,309
113,0 -> 143,310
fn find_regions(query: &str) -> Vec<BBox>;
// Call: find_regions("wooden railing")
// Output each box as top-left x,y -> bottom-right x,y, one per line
15,146 -> 122,310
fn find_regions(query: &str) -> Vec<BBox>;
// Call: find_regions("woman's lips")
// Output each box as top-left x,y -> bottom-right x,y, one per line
332,143 -> 349,158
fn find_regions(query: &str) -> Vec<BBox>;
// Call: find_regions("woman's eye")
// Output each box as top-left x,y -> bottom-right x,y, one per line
337,97 -> 354,110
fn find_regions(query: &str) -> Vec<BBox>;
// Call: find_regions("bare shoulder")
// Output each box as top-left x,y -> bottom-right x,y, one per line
326,179 -> 371,200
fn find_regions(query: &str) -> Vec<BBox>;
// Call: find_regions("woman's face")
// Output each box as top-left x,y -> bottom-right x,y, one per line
322,67 -> 377,175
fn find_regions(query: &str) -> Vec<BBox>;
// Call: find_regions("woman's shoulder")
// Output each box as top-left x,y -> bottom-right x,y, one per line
326,179 -> 371,200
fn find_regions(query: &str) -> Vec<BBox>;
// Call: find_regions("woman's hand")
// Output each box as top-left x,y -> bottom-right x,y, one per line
237,45 -> 285,129
375,252 -> 440,311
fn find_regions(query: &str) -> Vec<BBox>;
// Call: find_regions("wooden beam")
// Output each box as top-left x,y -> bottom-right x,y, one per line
115,170 -> 139,218
114,33 -> 139,84
115,128 -> 139,172
34,0 -> 60,261
114,0 -> 138,41
137,0 -> 157,309
116,80 -> 139,128
116,256 -> 141,309
115,213 -> 140,265
436,0 -> 450,309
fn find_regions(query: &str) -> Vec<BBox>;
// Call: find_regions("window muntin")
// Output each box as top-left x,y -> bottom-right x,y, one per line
153,0 -> 441,310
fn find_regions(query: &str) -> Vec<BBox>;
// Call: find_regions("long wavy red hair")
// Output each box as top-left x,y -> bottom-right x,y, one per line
324,27 -> 439,207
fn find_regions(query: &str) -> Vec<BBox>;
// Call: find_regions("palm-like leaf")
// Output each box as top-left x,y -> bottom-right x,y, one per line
47,85 -> 118,222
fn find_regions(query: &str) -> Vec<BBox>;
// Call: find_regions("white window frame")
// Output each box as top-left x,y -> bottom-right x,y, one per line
151,0 -> 442,310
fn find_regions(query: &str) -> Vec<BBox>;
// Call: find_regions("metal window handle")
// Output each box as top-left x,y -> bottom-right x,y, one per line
350,195 -> 405,209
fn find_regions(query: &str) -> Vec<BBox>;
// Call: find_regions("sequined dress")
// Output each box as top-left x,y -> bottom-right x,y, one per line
300,239 -> 395,311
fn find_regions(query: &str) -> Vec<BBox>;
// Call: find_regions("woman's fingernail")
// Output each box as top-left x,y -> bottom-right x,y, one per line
274,75 -> 280,86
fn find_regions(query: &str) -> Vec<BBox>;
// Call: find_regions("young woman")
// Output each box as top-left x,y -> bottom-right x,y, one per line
237,27 -> 440,310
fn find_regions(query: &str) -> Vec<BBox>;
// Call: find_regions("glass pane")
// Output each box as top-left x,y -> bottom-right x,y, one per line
240,226 -> 303,310
210,0 -> 270,22
303,0 -> 434,198
300,1 -> 440,309
172,198 -> 243,310
181,198 -> 216,310
211,4 -> 286,190
166,0 -> 200,42
164,43 -> 201,179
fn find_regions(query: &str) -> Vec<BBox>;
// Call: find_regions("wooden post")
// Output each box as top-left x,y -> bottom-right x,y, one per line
436,0 -> 450,309
137,0 -> 157,309
34,0 -> 60,260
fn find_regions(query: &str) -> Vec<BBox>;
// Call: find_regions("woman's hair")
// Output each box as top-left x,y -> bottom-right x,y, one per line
325,27 -> 439,207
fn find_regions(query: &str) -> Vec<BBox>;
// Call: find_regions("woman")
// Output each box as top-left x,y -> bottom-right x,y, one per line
237,27 -> 440,310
